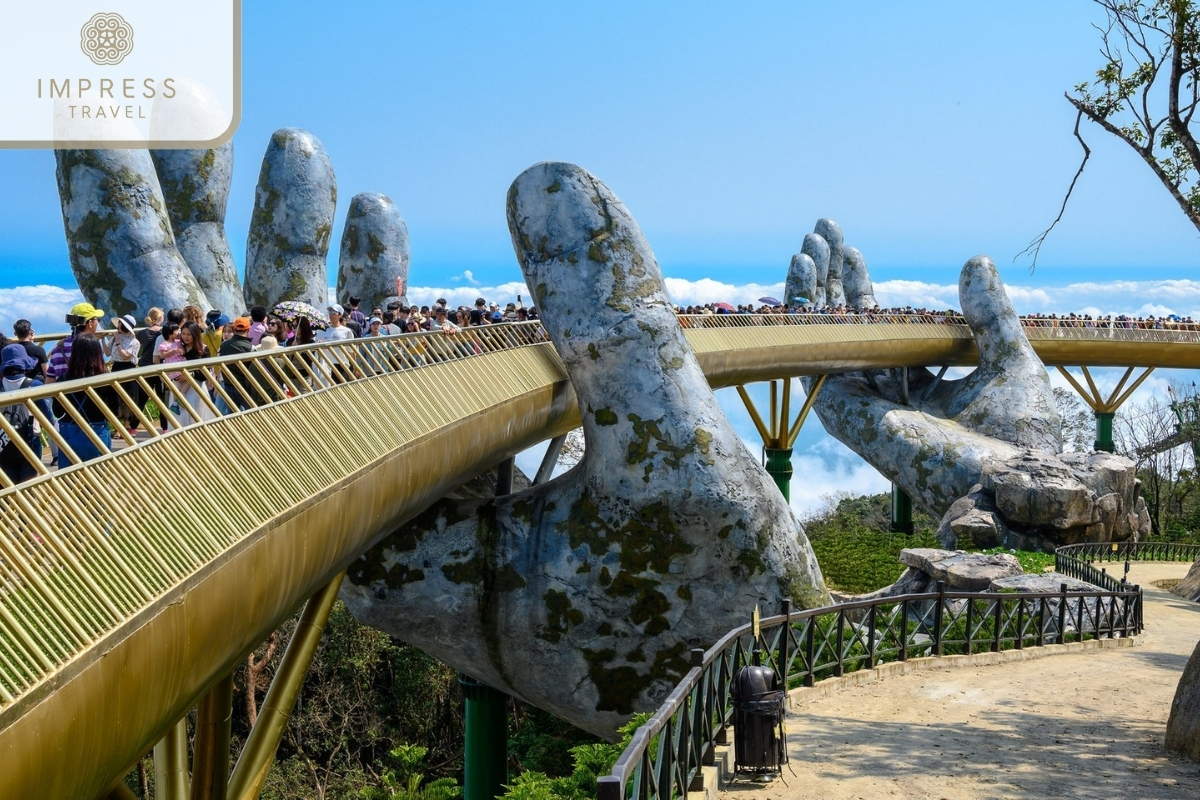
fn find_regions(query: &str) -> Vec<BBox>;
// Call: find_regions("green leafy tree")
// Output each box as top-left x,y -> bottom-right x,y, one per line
1025,0 -> 1200,266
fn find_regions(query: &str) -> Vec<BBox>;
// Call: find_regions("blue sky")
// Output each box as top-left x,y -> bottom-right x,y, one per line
2,1 -> 1199,290
1,1 -> 1197,511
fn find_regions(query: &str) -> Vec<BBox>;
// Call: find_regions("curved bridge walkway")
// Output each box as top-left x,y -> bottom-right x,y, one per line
724,562 -> 1200,800
3,316 -> 1200,798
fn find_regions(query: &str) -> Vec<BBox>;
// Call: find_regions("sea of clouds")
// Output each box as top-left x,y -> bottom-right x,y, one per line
9,275 -> 1194,514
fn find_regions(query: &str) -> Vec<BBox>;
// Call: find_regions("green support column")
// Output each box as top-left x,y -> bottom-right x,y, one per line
890,484 -> 913,534
460,676 -> 508,800
1094,411 -> 1115,453
764,448 -> 794,502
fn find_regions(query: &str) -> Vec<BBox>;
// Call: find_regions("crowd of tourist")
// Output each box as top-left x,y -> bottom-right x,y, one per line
1,289 -> 1197,484
0,293 -> 541,480
675,302 -> 1200,330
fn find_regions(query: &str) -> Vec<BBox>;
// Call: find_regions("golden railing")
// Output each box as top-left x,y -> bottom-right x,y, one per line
1,314 -> 1199,798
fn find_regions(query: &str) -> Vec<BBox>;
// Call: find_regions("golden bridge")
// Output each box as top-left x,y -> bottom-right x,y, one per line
1,315 -> 1197,799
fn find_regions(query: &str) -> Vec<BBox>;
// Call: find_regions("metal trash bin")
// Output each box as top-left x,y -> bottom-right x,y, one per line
731,663 -> 786,774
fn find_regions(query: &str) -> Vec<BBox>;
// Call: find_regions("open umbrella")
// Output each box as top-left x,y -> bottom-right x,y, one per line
713,302 -> 736,311
272,300 -> 329,330
758,296 -> 782,306
792,296 -> 810,304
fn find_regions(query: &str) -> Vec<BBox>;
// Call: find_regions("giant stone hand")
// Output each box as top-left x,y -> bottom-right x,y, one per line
797,225 -> 1150,550
340,163 -> 828,737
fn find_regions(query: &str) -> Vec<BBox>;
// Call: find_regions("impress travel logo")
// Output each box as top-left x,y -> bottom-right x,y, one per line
80,13 -> 135,66
0,2 -> 241,148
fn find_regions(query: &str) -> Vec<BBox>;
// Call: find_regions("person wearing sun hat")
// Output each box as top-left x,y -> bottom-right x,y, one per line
105,314 -> 142,433
46,301 -> 104,383
0,343 -> 53,483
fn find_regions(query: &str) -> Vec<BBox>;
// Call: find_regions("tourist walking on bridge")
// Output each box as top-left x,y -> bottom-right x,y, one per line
0,344 -> 51,484
52,335 -> 118,464
46,302 -> 104,383
11,320 -> 47,381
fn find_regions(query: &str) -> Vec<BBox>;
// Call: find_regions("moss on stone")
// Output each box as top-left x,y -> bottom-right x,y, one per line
580,642 -> 689,715
366,232 -> 386,262
539,588 -> 584,643
594,408 -> 618,426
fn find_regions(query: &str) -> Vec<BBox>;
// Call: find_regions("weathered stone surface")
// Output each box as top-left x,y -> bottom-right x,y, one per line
834,567 -> 930,605
842,246 -> 876,309
800,233 -> 829,307
785,253 -> 816,308
949,509 -> 1005,550
342,162 -> 828,738
814,219 -> 845,307
244,128 -> 336,309
898,548 -> 1021,590
944,258 -> 1061,453
899,548 -> 959,577
151,144 -> 244,315
55,149 -> 210,317
1172,557 -> 1200,602
805,248 -> 1146,548
990,573 -> 1102,593
336,192 -> 409,312
943,553 -> 1022,591
1167,639 -> 1200,762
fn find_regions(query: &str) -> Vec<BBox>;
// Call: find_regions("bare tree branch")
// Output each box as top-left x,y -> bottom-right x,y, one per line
1016,107 -> 1092,272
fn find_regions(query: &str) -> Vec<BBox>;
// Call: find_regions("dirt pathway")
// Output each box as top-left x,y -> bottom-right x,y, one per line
722,563 -> 1200,800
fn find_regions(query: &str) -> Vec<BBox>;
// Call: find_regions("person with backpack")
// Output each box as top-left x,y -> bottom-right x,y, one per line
0,344 -> 52,484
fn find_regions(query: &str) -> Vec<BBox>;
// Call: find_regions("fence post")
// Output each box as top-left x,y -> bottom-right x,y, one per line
900,599 -> 909,662
1058,583 -> 1068,645
597,776 -> 621,800
1037,597 -> 1046,647
1077,589 -> 1086,640
1015,598 -> 1024,650
779,599 -> 791,685
804,618 -> 815,687
992,596 -> 1003,652
867,604 -> 877,669
834,607 -> 845,677
933,581 -> 946,657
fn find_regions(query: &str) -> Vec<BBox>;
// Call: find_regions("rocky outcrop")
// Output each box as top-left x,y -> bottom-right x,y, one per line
1167,639 -> 1200,761
151,144 -> 244,316
341,162 -> 828,738
1172,557 -> 1200,602
336,192 -> 409,312
898,548 -> 1022,591
244,128 -> 337,309
804,235 -> 1149,550
55,149 -> 210,317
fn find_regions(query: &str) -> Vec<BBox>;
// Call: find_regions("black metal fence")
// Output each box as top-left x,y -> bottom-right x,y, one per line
597,579 -> 1141,800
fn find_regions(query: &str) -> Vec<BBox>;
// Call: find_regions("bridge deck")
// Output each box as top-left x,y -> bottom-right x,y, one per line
1,317 -> 1198,798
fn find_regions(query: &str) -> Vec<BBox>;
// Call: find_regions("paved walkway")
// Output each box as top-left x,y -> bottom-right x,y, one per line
723,563 -> 1200,800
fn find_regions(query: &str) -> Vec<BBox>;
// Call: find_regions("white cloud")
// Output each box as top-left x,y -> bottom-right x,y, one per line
0,284 -> 84,338
451,269 -> 482,286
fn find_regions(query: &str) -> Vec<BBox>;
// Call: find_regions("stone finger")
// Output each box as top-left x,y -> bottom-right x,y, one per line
337,192 -> 410,313
244,128 -> 337,309
55,149 -> 210,317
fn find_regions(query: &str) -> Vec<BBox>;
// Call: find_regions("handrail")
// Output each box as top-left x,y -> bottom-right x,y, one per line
599,541 -> 1200,799
598,578 -> 1143,800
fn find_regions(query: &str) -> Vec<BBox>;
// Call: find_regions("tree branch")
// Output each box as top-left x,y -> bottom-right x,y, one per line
1016,106 -> 1092,272
1168,2 -> 1200,185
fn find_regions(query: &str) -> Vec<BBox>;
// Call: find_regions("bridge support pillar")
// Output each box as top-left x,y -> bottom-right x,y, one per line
1058,365 -> 1155,454
1094,411 -> 1115,453
153,719 -> 191,800
764,448 -> 794,501
460,676 -> 508,800
735,376 -> 826,503
890,484 -> 914,534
